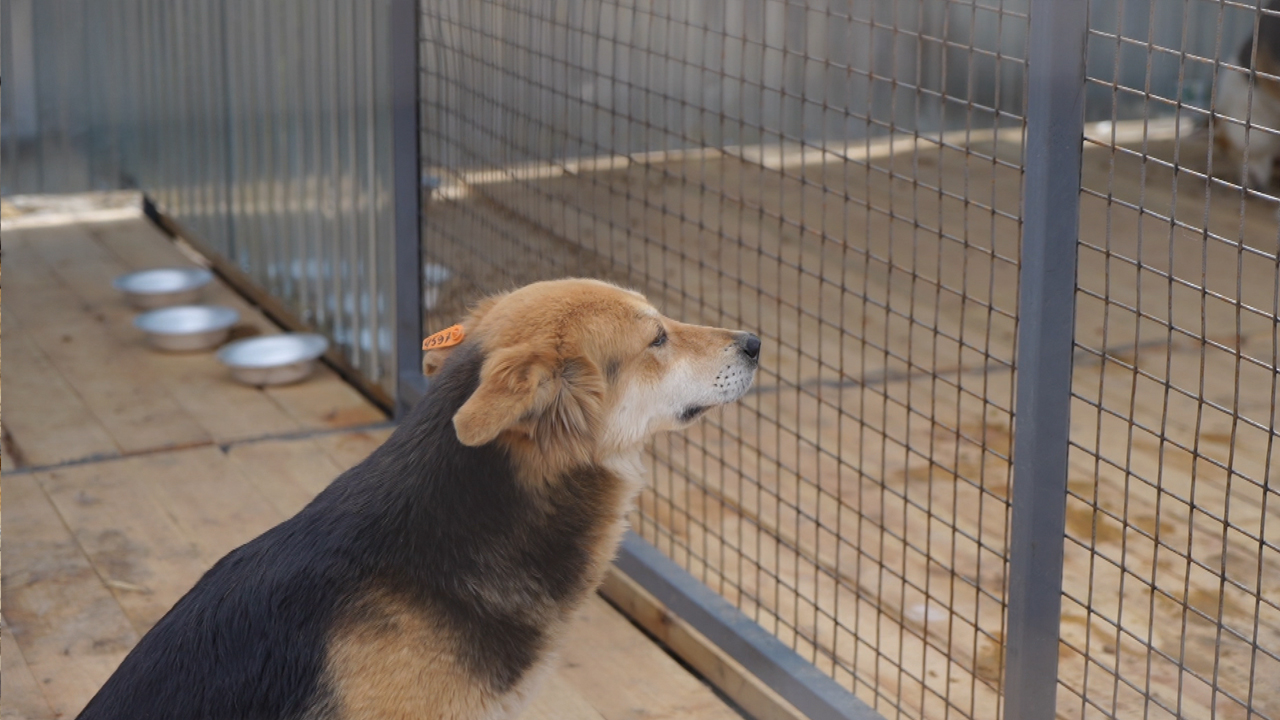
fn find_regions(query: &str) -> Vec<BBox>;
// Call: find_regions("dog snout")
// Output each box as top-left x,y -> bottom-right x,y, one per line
736,333 -> 761,363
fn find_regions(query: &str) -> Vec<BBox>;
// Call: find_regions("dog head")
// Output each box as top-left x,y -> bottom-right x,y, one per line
424,279 -> 759,467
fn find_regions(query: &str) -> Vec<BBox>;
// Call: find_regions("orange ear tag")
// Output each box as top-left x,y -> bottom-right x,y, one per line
422,324 -> 466,351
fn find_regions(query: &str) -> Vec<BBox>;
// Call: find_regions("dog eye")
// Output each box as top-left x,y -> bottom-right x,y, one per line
650,329 -> 668,348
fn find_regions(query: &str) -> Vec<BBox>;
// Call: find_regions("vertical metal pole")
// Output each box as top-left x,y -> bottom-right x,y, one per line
1004,0 -> 1088,717
390,0 -> 425,417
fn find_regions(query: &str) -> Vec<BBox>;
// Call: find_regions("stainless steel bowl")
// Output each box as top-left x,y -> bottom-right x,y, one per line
134,305 -> 240,352
216,333 -> 329,386
113,267 -> 214,309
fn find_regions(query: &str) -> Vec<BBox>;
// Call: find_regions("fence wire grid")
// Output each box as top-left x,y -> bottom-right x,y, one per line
1065,0 -> 1280,717
421,1 -> 1026,717
418,0 -> 1278,719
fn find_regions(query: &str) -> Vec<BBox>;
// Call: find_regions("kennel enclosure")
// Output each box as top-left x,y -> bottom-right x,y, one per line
4,0 -> 1278,717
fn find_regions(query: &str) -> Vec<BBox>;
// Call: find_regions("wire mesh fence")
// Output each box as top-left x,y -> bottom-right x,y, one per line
419,0 -> 1278,718
420,1 -> 1028,717
1063,0 -> 1280,717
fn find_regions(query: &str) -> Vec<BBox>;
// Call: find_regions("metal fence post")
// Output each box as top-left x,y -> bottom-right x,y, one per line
1004,0 -> 1089,716
390,0 -> 425,417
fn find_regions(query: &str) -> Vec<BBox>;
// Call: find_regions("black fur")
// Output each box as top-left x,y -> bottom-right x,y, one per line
77,342 -> 624,719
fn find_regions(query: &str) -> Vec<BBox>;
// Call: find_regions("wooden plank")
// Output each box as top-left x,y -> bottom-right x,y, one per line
1,474 -> 137,717
1,624 -> 57,720
39,435 -> 384,633
38,456 -> 212,634
559,595 -> 744,720
3,231 -> 212,456
523,673 -> 609,720
600,568 -> 807,720
41,445 -> 288,630
263,371 -> 388,432
223,437 -> 348,518
1,312 -> 120,466
25,222 -> 309,445
308,426 -> 394,472
84,216 -> 195,269
139,352 -> 311,446
125,445 -> 287,561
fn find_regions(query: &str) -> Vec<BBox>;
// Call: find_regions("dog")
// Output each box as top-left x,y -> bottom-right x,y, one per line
76,278 -> 760,720
1214,0 -> 1280,190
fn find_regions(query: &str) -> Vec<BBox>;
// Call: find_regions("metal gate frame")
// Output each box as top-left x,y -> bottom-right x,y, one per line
391,0 -> 428,417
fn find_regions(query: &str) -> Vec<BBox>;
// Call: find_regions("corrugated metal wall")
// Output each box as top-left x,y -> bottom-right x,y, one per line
1,0 -> 400,394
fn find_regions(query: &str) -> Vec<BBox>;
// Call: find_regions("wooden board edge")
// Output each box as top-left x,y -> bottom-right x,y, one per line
599,566 -> 808,720
2,621 -> 58,720
143,208 -> 395,413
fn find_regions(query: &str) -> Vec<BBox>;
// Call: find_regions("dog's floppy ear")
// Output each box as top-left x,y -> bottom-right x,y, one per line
423,346 -> 456,376
453,345 -> 555,446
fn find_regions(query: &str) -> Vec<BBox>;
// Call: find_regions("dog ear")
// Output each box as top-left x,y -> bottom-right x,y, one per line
422,347 -> 453,376
531,357 -> 604,455
453,345 -> 555,446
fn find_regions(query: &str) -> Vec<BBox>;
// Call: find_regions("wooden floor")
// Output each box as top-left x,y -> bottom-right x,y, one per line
0,211 -> 744,720
421,132 -> 1280,720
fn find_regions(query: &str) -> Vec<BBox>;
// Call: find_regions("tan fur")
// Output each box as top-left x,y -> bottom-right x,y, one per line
326,597 -> 566,720
326,599 -> 487,720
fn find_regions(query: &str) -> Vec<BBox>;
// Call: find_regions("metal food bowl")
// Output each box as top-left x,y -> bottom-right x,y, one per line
134,305 -> 240,352
216,333 -> 329,386
113,267 -> 214,309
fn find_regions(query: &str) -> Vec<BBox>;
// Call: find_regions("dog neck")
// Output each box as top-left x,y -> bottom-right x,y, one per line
364,342 -> 642,597
322,344 -> 647,694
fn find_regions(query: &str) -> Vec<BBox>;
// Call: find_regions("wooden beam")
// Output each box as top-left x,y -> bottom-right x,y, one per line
599,566 -> 808,720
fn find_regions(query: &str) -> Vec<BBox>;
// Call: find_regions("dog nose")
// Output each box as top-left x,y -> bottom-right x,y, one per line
738,333 -> 761,361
